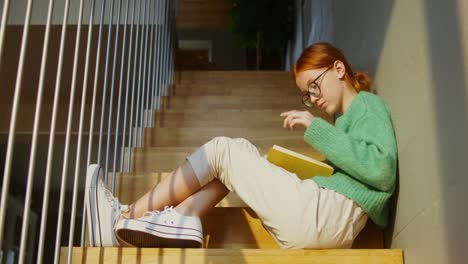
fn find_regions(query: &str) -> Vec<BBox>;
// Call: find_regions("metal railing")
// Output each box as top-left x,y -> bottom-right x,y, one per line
0,0 -> 176,263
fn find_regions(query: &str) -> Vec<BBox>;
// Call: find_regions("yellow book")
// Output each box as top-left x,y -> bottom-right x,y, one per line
266,145 -> 334,179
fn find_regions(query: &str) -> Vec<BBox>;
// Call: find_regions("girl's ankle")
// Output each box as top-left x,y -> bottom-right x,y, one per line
119,205 -> 132,221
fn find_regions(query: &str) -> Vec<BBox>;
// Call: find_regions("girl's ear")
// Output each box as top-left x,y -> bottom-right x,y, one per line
334,60 -> 346,79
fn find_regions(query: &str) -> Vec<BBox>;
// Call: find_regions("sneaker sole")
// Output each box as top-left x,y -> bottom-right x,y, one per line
85,164 -> 101,247
116,229 -> 202,248
115,219 -> 203,248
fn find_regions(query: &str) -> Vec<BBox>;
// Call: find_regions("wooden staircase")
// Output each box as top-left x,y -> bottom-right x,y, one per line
62,71 -> 403,263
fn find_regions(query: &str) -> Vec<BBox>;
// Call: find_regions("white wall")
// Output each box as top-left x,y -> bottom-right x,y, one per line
334,0 -> 468,263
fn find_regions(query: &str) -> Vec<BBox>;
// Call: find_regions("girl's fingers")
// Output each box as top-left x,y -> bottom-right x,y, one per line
280,110 -> 296,117
283,111 -> 303,129
284,116 -> 294,129
282,110 -> 314,130
288,115 -> 303,130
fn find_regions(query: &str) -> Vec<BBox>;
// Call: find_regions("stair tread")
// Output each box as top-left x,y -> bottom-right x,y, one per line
158,108 -> 307,113
154,108 -> 330,126
127,147 -> 324,172
62,247 -> 403,263
143,126 -> 309,148
130,146 -> 321,155
161,95 -> 309,111
177,70 -> 293,78
170,84 -> 298,96
147,126 -> 305,133
164,95 -> 303,101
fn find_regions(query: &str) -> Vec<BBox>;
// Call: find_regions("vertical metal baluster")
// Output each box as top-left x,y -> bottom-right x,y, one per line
66,0 -> 96,261
159,0 -> 166,98
53,0 -> 85,262
30,0 -> 71,258
111,0 -> 129,194
152,0 -> 161,114
30,0 -> 55,262
139,0 -> 150,147
163,0 -> 167,96
103,0 -> 123,190
127,0 -> 143,172
105,0 -> 123,181
0,0 -> 19,252
168,0 -> 174,87
168,0 -> 173,91
98,0 -> 115,183
120,0 -> 137,172
163,0 -> 169,96
0,0 -> 10,66
145,0 -> 155,130
156,0 -> 164,110
0,0 -> 31,257
170,1 -> 176,86
134,0 -> 147,147
81,0 -> 107,247
4,0 -> 46,262
150,0 -> 158,127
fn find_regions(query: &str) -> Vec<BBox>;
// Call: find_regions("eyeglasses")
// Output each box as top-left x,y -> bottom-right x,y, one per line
302,67 -> 331,107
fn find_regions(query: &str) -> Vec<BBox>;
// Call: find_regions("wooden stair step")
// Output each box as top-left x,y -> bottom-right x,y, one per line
62,248 -> 402,263
126,147 -> 324,172
162,95 -> 306,110
129,146 -> 321,155
176,71 -> 293,80
176,71 -> 294,83
169,84 -> 299,96
143,127 -> 306,147
154,109 -> 331,128
155,119 -> 285,128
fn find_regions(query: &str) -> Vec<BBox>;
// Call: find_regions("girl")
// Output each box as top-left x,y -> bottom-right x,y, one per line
85,42 -> 397,249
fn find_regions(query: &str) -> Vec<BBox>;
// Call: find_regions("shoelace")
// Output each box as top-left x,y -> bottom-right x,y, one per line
143,205 -> 174,217
99,180 -> 122,213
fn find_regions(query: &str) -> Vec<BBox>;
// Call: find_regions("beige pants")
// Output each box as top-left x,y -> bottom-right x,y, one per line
186,137 -> 368,249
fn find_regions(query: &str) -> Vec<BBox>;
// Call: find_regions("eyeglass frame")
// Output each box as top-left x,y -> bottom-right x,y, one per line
301,66 -> 332,107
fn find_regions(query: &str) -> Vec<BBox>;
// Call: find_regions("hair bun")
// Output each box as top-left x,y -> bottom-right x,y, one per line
352,71 -> 371,92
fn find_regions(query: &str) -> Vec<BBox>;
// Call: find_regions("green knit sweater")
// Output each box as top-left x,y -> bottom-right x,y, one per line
304,91 -> 397,228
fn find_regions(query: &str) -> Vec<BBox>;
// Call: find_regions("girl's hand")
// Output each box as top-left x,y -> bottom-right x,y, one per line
280,110 -> 315,131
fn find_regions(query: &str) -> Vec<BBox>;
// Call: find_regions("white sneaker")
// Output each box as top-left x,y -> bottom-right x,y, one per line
85,164 -> 127,247
115,206 -> 203,248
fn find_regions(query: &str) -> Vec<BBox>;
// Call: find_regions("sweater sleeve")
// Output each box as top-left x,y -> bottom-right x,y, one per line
304,117 -> 397,192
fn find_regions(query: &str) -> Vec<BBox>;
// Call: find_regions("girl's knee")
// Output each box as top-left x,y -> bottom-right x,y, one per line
232,137 -> 251,146
232,138 -> 260,156
209,136 -> 232,144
